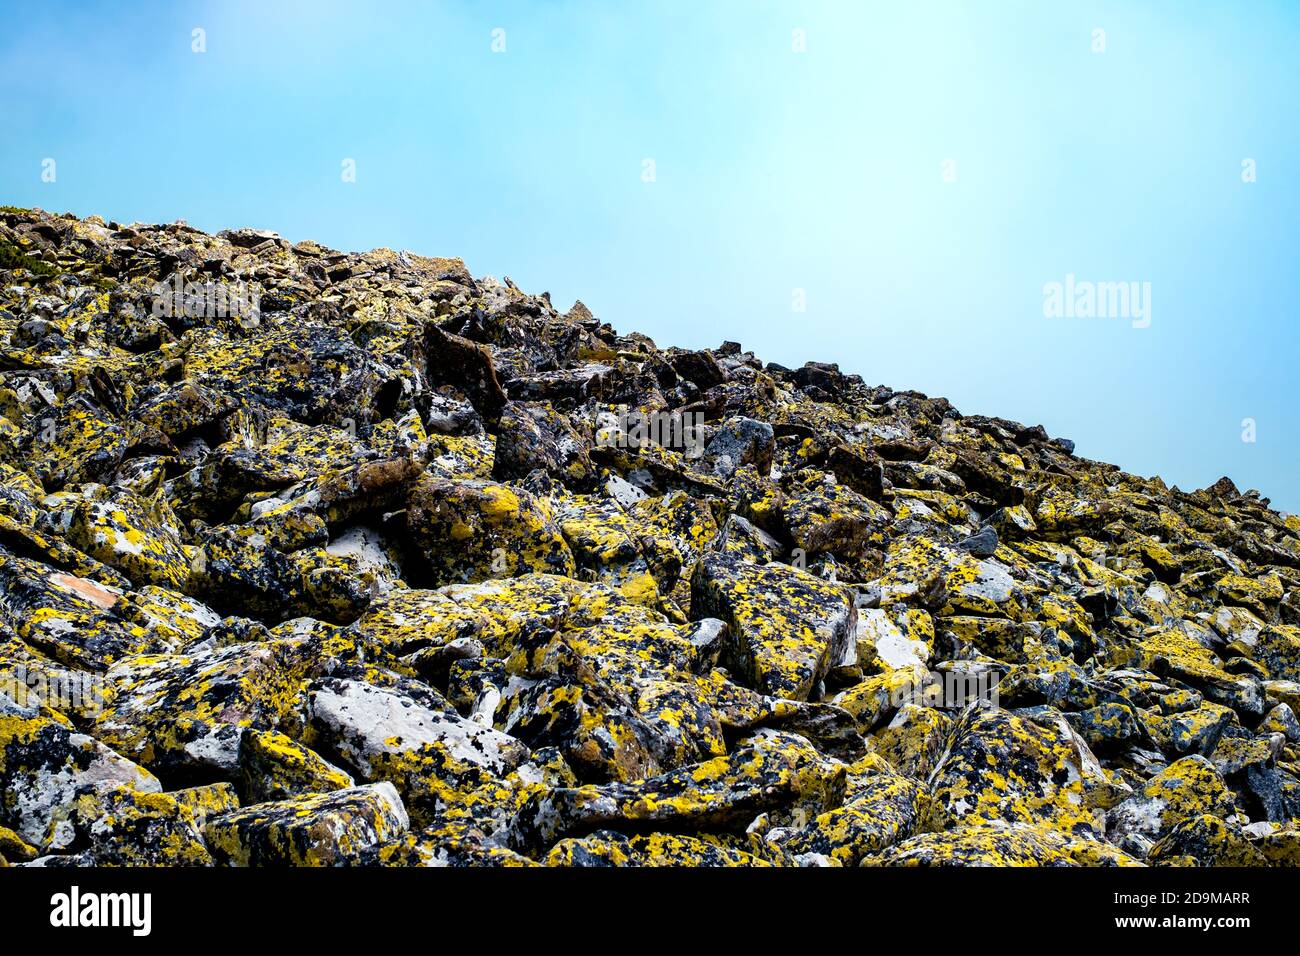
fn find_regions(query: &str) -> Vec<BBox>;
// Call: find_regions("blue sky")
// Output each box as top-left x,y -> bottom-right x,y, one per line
2,1 -> 1297,509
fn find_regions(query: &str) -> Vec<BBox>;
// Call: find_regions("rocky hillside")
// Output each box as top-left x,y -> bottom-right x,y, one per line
1,205 -> 1298,867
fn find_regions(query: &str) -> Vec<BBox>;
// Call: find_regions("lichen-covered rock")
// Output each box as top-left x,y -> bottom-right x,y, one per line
854,607 -> 934,672
238,728 -> 354,802
307,677 -> 529,825
1106,756 -> 1238,856
871,821 -> 1140,867
832,663 -> 932,730
692,554 -> 857,700
0,635 -> 112,721
170,782 -> 241,829
546,830 -> 777,867
371,828 -> 539,867
0,549 -> 162,670
701,416 -> 774,478
93,640 -> 315,779
1143,701 -> 1235,757
59,483 -> 191,589
1,691 -> 160,848
1064,703 -> 1142,752
775,768 -> 924,865
204,782 -> 410,866
188,525 -> 373,625
784,472 -> 891,559
405,475 -> 576,584
1255,626 -> 1300,682
494,658 -> 672,783
1251,823 -> 1300,866
27,396 -> 131,491
353,586 -> 492,659
493,401 -> 593,485
0,823 -> 37,863
45,785 -> 213,865
1147,813 -> 1267,866
507,730 -> 845,850
873,704 -> 952,778
1260,702 -> 1300,743
924,705 -> 1093,833
3,206 -> 1299,867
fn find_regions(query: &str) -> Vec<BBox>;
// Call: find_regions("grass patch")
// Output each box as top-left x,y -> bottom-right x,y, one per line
0,239 -> 60,277
1,228 -> 114,290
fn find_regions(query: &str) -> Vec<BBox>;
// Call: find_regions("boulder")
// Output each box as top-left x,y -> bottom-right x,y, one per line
692,554 -> 857,700
204,783 -> 409,866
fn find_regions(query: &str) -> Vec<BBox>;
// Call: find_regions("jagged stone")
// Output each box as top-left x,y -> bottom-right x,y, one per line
701,415 -> 774,478
45,786 -> 213,865
93,639 -> 316,780
924,705 -> 1094,833
492,401 -> 593,485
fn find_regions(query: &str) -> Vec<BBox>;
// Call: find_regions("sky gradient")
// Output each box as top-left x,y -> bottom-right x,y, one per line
2,1 -> 1297,509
